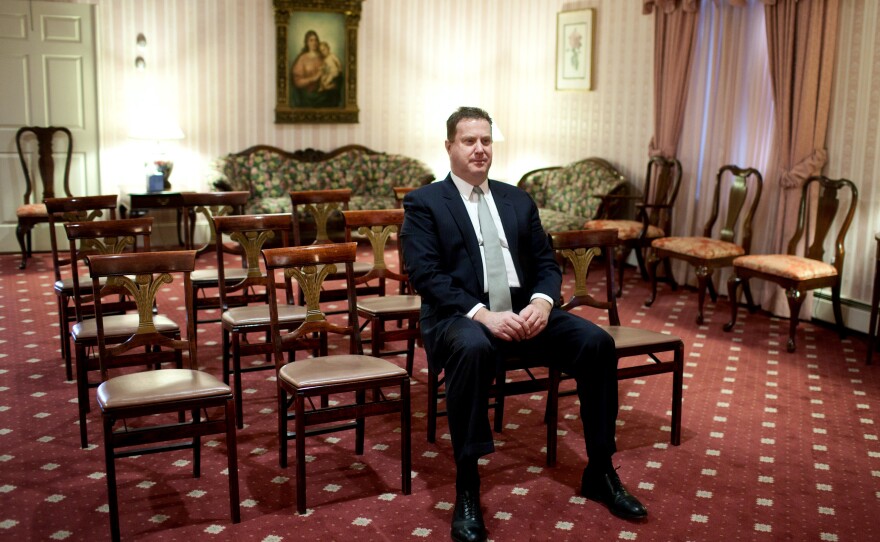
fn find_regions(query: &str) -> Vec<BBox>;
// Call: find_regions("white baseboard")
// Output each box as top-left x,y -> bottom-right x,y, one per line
812,294 -> 872,334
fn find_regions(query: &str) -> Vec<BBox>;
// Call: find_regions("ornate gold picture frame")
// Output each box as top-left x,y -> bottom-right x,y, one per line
274,0 -> 362,123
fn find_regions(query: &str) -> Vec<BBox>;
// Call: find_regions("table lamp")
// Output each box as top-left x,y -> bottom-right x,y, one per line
129,109 -> 184,192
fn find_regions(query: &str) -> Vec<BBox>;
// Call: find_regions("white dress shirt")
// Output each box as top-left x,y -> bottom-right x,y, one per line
449,173 -> 552,316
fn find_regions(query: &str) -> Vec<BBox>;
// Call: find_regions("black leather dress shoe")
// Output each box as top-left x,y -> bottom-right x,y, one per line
451,489 -> 487,542
581,466 -> 648,520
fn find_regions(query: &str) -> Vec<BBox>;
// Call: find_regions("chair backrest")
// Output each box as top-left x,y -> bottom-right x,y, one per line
212,213 -> 293,308
15,126 -> 74,204
641,156 -> 682,233
65,218 -> 154,322
262,242 -> 360,357
289,188 -> 352,245
550,228 -> 621,326
86,250 -> 197,381
181,191 -> 250,250
787,175 -> 859,274
341,209 -> 408,288
45,195 -> 118,284
703,164 -> 764,252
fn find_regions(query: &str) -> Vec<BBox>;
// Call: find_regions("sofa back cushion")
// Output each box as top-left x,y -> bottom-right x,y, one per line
216,144 -> 433,215
542,157 -> 627,220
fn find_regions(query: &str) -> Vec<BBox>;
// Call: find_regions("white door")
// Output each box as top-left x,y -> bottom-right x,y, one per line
0,0 -> 100,254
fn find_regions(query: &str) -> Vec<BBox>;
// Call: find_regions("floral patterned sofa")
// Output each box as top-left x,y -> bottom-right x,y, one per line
212,144 -> 434,215
517,157 -> 630,233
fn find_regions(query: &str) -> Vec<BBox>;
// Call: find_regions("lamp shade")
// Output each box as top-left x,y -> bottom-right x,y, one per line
128,107 -> 184,141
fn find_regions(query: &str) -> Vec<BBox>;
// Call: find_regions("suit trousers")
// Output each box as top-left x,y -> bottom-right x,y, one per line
434,308 -> 618,464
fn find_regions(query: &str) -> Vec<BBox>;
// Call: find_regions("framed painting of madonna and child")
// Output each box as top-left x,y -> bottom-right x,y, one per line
274,0 -> 362,123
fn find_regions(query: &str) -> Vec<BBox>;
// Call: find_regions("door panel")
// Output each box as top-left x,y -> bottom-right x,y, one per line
0,0 -> 99,254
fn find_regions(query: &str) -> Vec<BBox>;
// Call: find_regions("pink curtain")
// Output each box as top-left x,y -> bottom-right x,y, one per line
759,0 -> 840,317
643,1 -> 699,159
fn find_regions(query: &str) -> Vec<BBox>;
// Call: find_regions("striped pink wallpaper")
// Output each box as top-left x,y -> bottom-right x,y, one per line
71,0 -> 654,193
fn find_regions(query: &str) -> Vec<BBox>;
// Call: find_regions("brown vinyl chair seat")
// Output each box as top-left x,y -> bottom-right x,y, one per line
55,275 -> 105,293
97,368 -> 232,410
72,313 -> 178,340
357,294 -> 421,316
278,355 -> 409,389
17,202 -> 48,217
599,325 -> 681,352
221,304 -> 307,327
192,267 -> 249,284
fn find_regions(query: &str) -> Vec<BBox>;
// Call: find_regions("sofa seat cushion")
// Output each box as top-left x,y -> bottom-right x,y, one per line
652,236 -> 745,260
733,254 -> 837,281
538,209 -> 588,234
247,196 -> 290,215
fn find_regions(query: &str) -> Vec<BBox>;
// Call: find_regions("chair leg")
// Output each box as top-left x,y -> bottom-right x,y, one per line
723,274 -> 742,332
645,252 -> 660,307
16,221 -> 31,270
546,369 -> 560,467
221,329 -> 231,385
76,344 -> 90,448
192,408 -> 201,478
695,265 -> 710,325
355,390 -> 366,455
58,296 -> 73,381
671,342 -> 684,446
831,283 -> 846,339
785,288 -> 804,353
278,384 -> 288,469
225,399 -> 241,523
493,368 -> 505,433
615,246 -> 628,298
635,245 -> 650,281
232,333 -> 244,429
102,414 -> 121,542
401,377 -> 412,495
427,370 -> 438,443
295,393 -> 308,514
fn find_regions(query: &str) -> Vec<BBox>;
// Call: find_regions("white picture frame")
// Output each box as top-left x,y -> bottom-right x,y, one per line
556,9 -> 594,91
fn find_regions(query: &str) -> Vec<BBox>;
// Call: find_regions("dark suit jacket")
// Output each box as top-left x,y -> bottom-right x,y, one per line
400,175 -> 561,372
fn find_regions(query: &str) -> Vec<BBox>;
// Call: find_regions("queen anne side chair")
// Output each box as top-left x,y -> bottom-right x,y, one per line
15,126 -> 73,269
646,164 -> 763,325
262,242 -> 411,514
585,156 -> 683,297
724,175 -> 858,352
66,218 -> 153,448
86,250 -> 239,541
45,194 -> 118,381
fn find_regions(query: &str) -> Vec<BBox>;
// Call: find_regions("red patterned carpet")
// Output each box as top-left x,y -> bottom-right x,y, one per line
0,250 -> 878,541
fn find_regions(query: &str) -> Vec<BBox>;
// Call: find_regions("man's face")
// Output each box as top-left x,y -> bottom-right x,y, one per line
445,118 -> 493,185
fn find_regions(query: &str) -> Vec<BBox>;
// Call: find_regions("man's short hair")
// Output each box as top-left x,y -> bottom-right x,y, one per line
446,107 -> 493,141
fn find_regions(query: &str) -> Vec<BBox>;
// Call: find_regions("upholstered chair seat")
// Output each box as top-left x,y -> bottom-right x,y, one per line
733,254 -> 837,281
651,236 -> 745,260
585,218 -> 664,240
17,202 -> 48,217
72,314 -> 178,340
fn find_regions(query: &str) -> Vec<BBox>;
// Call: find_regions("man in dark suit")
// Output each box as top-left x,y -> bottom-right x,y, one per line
400,107 -> 647,542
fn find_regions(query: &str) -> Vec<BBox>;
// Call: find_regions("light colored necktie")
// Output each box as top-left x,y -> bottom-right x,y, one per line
474,186 -> 511,312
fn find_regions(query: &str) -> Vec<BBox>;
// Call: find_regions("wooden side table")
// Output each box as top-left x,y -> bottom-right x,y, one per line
867,233 -> 880,365
119,192 -> 187,247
